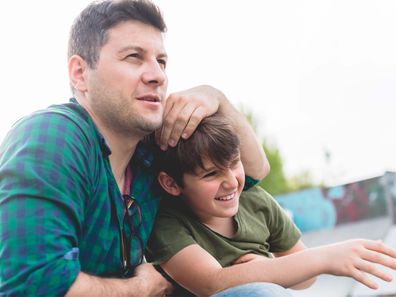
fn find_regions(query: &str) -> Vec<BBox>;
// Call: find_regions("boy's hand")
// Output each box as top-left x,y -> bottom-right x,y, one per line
232,253 -> 268,265
321,239 -> 396,289
156,85 -> 223,150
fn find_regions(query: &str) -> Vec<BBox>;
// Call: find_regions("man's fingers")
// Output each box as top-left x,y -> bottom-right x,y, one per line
159,101 -> 187,149
166,104 -> 199,146
160,104 -> 207,148
165,281 -> 174,295
179,106 -> 208,140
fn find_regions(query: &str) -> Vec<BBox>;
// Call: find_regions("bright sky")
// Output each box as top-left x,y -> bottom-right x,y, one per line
1,0 -> 396,186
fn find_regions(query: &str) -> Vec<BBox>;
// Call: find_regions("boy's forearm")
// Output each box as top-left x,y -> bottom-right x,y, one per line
217,95 -> 269,180
207,249 -> 322,294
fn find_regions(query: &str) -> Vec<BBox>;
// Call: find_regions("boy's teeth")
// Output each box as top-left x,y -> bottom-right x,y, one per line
216,193 -> 234,201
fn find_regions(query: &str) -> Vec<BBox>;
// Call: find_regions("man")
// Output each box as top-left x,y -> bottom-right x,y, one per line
0,0 -> 268,296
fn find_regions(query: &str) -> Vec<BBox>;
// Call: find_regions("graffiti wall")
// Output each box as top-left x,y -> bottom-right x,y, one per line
384,171 -> 396,224
275,172 -> 394,233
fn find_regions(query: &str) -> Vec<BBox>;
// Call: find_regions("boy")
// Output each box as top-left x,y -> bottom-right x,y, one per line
147,113 -> 396,296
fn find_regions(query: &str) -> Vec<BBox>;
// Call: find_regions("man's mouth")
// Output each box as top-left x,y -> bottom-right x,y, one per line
136,94 -> 161,103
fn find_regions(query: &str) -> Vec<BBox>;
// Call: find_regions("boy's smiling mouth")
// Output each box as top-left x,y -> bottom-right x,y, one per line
215,192 -> 236,201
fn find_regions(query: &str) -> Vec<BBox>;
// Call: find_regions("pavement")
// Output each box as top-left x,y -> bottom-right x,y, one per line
288,217 -> 396,297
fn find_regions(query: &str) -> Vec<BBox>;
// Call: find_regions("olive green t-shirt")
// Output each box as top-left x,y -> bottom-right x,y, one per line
146,185 -> 301,267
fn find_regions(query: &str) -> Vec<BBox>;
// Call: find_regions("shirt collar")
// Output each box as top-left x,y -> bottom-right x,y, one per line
68,98 -> 154,167
68,98 -> 112,157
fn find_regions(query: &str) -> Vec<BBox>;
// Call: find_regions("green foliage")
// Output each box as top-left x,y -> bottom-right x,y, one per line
240,105 -> 316,195
259,144 -> 289,195
287,170 -> 316,193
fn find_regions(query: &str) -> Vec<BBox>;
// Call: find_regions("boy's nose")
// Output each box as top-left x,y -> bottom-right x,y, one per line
222,169 -> 239,189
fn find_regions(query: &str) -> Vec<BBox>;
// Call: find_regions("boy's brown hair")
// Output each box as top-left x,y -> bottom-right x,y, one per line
156,113 -> 240,187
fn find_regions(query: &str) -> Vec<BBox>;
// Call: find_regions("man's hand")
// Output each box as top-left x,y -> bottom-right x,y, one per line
156,84 -> 269,179
156,85 -> 223,150
134,263 -> 173,297
66,265 -> 173,297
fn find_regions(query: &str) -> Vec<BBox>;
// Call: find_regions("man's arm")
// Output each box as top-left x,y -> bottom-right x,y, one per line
216,91 -> 269,180
160,239 -> 396,296
0,112 -> 171,296
66,265 -> 172,297
157,85 -> 269,180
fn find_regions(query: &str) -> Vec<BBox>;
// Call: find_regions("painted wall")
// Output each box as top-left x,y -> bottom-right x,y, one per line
275,172 -> 394,233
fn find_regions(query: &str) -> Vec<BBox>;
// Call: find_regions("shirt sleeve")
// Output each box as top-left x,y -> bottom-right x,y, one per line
0,111 -> 92,296
243,175 -> 259,191
146,202 -> 196,265
264,190 -> 301,252
244,186 -> 301,253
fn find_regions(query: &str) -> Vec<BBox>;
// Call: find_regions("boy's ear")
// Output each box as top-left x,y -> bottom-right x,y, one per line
157,172 -> 182,196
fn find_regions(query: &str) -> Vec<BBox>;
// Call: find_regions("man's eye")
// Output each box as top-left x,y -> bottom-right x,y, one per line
126,53 -> 139,59
157,59 -> 167,69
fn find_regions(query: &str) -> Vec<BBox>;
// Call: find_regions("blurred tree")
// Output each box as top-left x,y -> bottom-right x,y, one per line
259,144 -> 289,195
240,106 -> 316,195
287,170 -> 316,192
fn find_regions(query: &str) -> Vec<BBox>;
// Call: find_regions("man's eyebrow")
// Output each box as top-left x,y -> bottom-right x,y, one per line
118,45 -> 144,54
118,46 -> 168,59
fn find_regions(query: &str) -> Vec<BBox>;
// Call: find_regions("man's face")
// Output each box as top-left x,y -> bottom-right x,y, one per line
85,21 -> 168,137
180,154 -> 245,224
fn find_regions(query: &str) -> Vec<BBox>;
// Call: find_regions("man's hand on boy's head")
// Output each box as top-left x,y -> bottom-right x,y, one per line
156,85 -> 224,150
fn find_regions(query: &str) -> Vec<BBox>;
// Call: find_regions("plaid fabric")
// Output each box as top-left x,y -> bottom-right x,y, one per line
0,98 -> 161,296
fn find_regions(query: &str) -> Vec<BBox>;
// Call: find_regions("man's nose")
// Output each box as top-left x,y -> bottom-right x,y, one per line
141,60 -> 167,85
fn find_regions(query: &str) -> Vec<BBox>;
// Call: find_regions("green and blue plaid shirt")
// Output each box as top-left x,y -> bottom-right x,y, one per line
0,99 -> 162,296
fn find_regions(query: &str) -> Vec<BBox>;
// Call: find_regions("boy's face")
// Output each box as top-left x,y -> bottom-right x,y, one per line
180,153 -> 245,222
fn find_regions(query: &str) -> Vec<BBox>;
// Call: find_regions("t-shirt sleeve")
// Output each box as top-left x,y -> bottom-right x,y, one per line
0,111 -> 91,296
243,175 -> 259,191
146,203 -> 197,265
264,191 -> 301,252
246,186 -> 301,253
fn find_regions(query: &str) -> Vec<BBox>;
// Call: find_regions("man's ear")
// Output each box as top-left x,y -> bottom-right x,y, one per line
68,55 -> 88,92
157,172 -> 182,196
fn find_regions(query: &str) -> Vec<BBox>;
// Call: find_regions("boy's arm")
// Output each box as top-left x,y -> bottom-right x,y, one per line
272,241 -> 317,289
233,240 -> 316,290
157,85 -> 269,180
161,239 -> 396,296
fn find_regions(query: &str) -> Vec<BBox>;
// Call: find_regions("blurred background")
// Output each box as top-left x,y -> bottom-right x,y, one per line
1,1 -> 396,296
1,0 -> 396,189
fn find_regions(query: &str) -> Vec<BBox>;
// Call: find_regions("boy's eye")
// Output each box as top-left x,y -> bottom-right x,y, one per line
203,171 -> 217,178
230,158 -> 241,168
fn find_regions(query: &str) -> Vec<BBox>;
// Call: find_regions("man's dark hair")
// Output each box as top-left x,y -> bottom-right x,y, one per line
157,113 -> 240,187
68,0 -> 166,68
